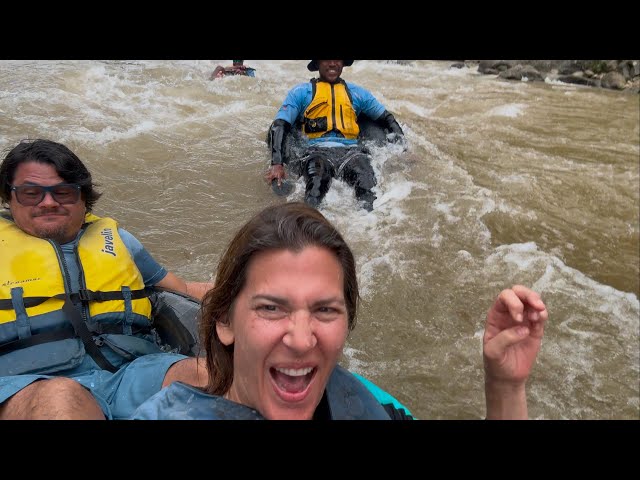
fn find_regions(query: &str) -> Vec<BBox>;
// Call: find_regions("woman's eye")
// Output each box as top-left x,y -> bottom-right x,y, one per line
315,306 -> 342,320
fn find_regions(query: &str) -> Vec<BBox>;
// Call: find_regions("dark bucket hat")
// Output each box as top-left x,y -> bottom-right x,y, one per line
307,60 -> 354,71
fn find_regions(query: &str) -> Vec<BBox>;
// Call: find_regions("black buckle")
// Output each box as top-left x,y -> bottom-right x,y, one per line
77,289 -> 93,302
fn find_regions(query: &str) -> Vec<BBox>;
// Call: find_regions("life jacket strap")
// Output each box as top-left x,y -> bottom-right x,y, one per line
69,287 -> 153,303
0,287 -> 153,310
0,324 -> 76,356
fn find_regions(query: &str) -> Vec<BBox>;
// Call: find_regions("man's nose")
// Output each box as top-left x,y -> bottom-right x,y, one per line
38,191 -> 60,206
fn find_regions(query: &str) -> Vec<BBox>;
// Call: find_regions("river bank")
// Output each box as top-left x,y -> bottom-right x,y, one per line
456,60 -> 640,93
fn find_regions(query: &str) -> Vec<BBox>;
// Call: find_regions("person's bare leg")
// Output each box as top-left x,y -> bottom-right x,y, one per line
0,377 -> 105,420
162,356 -> 208,388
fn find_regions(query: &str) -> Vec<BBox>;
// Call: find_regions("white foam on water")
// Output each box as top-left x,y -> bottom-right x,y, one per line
486,103 -> 528,118
314,142 -> 421,300
485,241 -> 639,330
396,100 -> 435,118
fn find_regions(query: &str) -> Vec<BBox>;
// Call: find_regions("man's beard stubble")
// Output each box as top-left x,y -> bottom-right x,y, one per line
32,209 -> 72,244
35,223 -> 70,244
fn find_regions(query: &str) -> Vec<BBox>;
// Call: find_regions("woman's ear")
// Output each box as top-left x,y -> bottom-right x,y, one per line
216,315 -> 235,346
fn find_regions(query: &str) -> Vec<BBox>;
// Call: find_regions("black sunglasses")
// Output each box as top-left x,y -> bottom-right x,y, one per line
11,183 -> 81,206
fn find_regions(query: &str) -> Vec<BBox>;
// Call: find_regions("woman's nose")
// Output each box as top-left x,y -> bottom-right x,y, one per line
282,311 -> 317,351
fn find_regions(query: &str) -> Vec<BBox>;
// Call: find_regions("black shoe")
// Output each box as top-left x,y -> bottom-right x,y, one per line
355,188 -> 376,212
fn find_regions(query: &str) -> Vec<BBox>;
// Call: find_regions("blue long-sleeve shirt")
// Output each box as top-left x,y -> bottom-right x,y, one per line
274,81 -> 387,147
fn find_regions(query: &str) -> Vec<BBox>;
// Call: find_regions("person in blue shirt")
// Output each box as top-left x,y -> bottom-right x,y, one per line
264,60 -> 405,212
210,60 -> 256,80
131,202 -> 549,420
0,139 -> 213,419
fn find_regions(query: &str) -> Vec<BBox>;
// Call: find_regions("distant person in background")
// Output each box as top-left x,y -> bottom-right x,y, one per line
210,60 -> 256,80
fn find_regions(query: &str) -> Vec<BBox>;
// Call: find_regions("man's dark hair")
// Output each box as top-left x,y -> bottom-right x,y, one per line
0,139 -> 102,211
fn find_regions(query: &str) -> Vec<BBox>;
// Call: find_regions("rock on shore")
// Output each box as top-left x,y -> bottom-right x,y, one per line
453,60 -> 640,93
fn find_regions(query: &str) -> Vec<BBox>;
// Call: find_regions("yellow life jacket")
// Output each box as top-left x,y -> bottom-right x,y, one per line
303,79 -> 360,140
0,213 -> 151,325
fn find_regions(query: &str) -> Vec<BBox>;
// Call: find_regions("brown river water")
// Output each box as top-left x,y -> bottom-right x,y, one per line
1,60 -> 638,419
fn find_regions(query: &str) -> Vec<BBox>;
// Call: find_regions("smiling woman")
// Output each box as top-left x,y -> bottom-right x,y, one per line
132,201 -> 411,419
215,246 -> 349,419
131,201 -> 548,420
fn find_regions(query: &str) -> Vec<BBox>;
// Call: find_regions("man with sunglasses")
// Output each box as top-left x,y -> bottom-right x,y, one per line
0,139 -> 212,419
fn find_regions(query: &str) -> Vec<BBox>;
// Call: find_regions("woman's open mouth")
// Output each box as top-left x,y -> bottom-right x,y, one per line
270,366 -> 317,401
